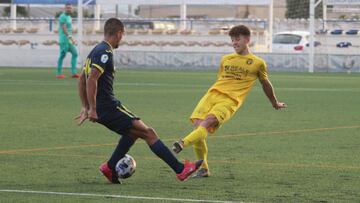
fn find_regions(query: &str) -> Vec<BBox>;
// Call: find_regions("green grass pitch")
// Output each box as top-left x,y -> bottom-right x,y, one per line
0,67 -> 359,202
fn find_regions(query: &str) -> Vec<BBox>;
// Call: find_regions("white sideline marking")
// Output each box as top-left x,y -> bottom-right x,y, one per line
0,189 -> 242,203
0,80 -> 207,88
0,79 -> 359,92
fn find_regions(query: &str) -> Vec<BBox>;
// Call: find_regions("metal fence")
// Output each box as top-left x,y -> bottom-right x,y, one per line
0,18 -> 359,72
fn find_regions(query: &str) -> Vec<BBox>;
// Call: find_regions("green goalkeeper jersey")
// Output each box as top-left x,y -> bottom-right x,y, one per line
58,12 -> 72,44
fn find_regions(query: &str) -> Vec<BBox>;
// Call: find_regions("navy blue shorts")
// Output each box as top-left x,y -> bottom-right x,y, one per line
97,103 -> 140,135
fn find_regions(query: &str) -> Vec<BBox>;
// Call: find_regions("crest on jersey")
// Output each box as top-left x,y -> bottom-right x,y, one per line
101,54 -> 109,63
246,59 -> 253,65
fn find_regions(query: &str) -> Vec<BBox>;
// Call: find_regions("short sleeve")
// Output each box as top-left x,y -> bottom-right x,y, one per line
59,14 -> 66,24
91,51 -> 110,74
258,60 -> 268,81
217,56 -> 226,79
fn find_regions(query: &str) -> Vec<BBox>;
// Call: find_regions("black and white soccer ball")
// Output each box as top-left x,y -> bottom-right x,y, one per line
115,154 -> 136,179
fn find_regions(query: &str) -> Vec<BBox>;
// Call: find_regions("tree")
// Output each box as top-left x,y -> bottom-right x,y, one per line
55,9 -> 93,18
338,14 -> 347,20
3,6 -> 28,17
286,0 -> 323,19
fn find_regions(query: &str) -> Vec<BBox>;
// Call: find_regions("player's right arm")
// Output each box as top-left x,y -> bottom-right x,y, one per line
260,79 -> 286,110
78,70 -> 88,108
86,67 -> 102,122
216,56 -> 226,79
75,70 -> 89,125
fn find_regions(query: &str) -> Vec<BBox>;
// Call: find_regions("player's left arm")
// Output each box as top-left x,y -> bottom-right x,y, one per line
260,78 -> 286,110
257,60 -> 286,110
60,15 -> 76,45
61,23 -> 76,45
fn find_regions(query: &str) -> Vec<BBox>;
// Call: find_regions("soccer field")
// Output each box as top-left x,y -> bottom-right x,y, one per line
0,67 -> 359,202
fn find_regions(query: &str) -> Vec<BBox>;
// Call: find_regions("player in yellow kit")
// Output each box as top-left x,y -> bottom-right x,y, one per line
172,25 -> 286,178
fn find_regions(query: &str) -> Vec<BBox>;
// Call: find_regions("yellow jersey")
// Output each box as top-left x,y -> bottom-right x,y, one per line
209,53 -> 268,106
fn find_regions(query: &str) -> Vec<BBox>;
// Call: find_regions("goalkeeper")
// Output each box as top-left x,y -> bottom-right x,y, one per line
56,3 -> 79,78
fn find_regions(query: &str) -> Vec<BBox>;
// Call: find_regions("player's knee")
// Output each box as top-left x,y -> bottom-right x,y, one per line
144,127 -> 158,139
193,119 -> 202,128
72,51 -> 78,57
203,115 -> 219,129
59,52 -> 66,59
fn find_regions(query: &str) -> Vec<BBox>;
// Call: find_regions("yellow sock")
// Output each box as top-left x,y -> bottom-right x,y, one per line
193,139 -> 209,170
183,126 -> 208,147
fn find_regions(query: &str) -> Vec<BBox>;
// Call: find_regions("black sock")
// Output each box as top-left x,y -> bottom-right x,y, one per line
107,135 -> 135,170
149,139 -> 184,174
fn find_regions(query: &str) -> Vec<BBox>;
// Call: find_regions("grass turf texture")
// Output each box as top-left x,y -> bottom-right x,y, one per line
0,68 -> 359,202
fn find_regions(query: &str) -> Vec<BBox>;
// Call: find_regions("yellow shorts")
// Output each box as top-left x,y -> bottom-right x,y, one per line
190,90 -> 239,133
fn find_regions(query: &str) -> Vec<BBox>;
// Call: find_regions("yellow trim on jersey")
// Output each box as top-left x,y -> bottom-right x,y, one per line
116,106 -> 134,118
121,105 -> 133,114
92,63 -> 104,74
83,58 -> 91,74
104,40 -> 114,52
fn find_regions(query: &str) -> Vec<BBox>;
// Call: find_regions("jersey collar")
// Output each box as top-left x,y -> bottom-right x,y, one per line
236,52 -> 252,57
104,40 -> 114,52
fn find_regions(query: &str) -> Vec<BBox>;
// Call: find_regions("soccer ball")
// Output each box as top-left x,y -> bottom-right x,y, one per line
115,154 -> 136,179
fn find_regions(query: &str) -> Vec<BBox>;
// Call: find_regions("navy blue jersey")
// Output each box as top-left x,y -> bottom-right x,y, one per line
83,41 -> 118,110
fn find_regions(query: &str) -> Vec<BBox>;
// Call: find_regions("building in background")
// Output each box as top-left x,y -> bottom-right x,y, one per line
136,1 -> 287,19
0,0 -> 359,20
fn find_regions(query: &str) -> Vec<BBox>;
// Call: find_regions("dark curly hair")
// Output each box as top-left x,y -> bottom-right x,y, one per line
229,25 -> 251,37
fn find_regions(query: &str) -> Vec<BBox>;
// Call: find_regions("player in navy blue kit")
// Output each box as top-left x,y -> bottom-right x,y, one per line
75,18 -> 202,184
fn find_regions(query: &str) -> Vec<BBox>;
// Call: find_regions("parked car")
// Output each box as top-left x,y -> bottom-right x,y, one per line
272,31 -> 320,53
345,29 -> 359,35
330,29 -> 343,35
122,20 -> 175,30
336,42 -> 352,48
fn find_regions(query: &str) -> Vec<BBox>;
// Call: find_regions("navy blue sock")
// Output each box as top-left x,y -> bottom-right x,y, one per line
107,135 -> 135,170
149,139 -> 184,174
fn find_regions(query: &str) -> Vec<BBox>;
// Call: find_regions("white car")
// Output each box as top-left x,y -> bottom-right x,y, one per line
272,31 -> 320,53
